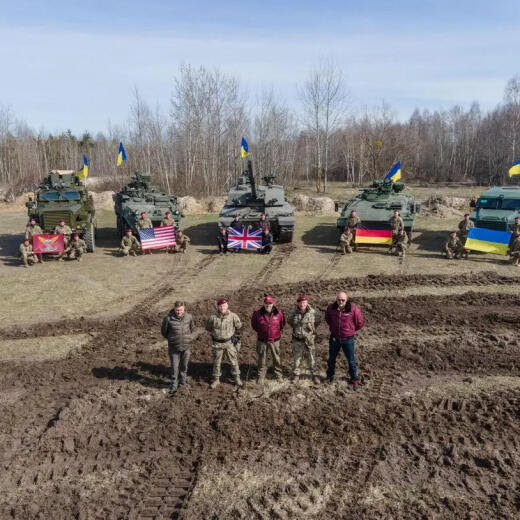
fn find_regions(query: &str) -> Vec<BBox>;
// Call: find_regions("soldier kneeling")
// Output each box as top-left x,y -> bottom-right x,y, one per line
19,238 -> 39,268
339,228 -> 353,254
390,229 -> 408,258
509,236 -> 520,266
67,233 -> 87,261
444,231 -> 463,259
174,230 -> 190,253
120,229 -> 140,257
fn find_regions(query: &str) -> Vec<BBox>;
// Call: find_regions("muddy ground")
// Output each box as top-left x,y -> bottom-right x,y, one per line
1,268 -> 519,519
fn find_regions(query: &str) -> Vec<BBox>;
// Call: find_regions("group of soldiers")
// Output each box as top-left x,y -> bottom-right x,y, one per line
217,213 -> 273,255
443,214 -> 520,265
119,210 -> 190,257
339,209 -> 408,257
19,217 -> 87,267
161,292 -> 365,394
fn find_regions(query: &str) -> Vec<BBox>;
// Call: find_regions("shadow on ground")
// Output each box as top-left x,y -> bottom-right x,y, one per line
184,221 -> 218,246
301,223 -> 340,249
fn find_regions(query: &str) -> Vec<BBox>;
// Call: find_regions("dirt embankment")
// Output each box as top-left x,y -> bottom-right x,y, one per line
1,272 -> 519,519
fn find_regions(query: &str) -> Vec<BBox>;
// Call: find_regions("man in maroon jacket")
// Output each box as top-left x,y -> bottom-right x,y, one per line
325,291 -> 365,390
251,295 -> 286,384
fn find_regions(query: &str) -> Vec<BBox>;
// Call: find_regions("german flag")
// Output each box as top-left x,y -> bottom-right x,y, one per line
355,228 -> 393,245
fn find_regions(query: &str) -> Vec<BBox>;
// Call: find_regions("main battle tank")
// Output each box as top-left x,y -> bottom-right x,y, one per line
27,170 -> 97,252
336,178 -> 420,239
113,172 -> 183,237
218,160 -> 295,242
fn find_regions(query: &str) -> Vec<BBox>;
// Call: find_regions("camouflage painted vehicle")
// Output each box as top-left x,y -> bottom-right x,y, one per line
336,178 -> 419,240
470,186 -> 520,231
218,160 -> 295,242
27,170 -> 97,252
113,172 -> 183,237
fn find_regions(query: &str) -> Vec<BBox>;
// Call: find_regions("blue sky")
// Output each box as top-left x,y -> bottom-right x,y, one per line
0,0 -> 518,134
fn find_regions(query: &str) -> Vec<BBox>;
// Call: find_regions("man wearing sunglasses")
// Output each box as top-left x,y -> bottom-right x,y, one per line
325,291 -> 365,390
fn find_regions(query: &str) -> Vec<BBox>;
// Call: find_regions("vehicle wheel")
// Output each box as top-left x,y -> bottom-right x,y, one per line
85,223 -> 96,252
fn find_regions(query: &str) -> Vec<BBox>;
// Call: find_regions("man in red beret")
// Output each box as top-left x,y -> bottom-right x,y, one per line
288,295 -> 320,383
205,298 -> 243,389
251,295 -> 286,384
325,291 -> 364,390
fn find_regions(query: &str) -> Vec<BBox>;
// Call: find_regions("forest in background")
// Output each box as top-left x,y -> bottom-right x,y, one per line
1,63 -> 519,198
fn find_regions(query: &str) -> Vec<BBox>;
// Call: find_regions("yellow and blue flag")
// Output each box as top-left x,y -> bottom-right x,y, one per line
77,155 -> 89,180
385,161 -> 401,182
117,142 -> 127,166
240,137 -> 249,158
509,158 -> 520,177
464,227 -> 512,256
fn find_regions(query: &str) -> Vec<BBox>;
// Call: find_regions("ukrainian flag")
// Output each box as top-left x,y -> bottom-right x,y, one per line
117,142 -> 127,166
240,137 -> 249,158
77,155 -> 89,180
464,227 -> 512,256
385,161 -> 401,182
509,158 -> 520,177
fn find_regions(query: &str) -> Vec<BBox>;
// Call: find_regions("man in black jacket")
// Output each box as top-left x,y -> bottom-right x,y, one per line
258,228 -> 273,254
161,301 -> 196,394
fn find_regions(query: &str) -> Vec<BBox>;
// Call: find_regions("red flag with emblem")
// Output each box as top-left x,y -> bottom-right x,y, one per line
32,234 -> 65,254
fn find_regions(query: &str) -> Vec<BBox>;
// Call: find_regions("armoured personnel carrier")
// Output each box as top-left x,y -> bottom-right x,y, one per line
27,170 -> 97,252
470,186 -> 520,231
113,172 -> 183,237
336,178 -> 419,239
218,160 -> 295,242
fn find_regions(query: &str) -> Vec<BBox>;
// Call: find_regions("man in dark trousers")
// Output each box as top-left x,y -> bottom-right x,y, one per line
217,227 -> 228,254
161,301 -> 196,394
251,295 -> 286,384
325,291 -> 365,390
258,228 -> 273,254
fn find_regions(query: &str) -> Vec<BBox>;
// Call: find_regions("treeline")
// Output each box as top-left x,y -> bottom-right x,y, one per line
1,63 -> 519,198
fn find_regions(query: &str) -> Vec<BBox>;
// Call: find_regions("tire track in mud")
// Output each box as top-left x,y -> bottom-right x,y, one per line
316,251 -> 342,281
247,244 -> 294,288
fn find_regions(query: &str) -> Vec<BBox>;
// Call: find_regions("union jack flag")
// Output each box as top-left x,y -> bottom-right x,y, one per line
227,227 -> 263,249
138,226 -> 176,250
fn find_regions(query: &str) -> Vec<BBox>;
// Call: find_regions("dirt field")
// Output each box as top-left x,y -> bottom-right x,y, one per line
1,188 -> 519,519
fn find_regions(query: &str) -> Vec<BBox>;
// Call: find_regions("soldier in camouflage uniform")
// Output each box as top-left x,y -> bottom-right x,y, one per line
137,211 -> 153,229
24,218 -> 43,263
388,210 -> 404,253
66,233 -> 87,261
162,210 -> 176,227
205,298 -> 243,388
345,210 -> 361,251
120,229 -> 140,256
509,235 -> 520,266
25,218 -> 42,240
339,228 -> 353,254
509,217 -> 520,251
174,230 -> 190,253
288,295 -> 320,383
392,228 -> 409,258
19,238 -> 39,267
444,231 -> 464,259
54,219 -> 73,261
54,219 -> 72,245
457,213 -> 474,245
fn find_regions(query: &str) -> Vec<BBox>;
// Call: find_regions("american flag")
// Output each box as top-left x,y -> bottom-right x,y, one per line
138,226 -> 176,250
227,227 -> 263,249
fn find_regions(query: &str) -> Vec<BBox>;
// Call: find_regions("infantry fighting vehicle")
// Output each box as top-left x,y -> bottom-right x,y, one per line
470,186 -> 520,231
336,178 -> 419,239
27,170 -> 97,252
218,160 -> 295,242
113,172 -> 183,237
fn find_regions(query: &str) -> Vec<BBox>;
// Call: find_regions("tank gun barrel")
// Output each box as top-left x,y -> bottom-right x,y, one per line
247,160 -> 257,200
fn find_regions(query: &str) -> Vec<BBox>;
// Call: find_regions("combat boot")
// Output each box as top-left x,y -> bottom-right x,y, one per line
210,380 -> 220,389
234,377 -> 243,387
168,382 -> 178,395
312,375 -> 321,384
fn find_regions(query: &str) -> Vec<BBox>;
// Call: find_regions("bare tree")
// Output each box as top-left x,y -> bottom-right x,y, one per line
300,58 -> 347,192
